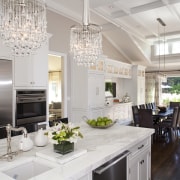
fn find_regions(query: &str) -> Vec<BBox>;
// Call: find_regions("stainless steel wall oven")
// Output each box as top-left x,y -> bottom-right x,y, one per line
16,90 -> 46,127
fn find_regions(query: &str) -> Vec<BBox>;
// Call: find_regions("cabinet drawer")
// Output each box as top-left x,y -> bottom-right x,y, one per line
128,137 -> 150,159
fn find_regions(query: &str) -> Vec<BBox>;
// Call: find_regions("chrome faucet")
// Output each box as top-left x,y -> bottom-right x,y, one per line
0,124 -> 28,161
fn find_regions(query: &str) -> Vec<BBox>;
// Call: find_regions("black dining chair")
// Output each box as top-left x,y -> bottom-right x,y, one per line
176,107 -> 180,135
159,107 -> 179,137
139,104 -> 146,109
146,103 -> 152,109
49,117 -> 68,127
151,102 -> 156,109
138,109 -> 160,139
169,102 -> 180,109
132,105 -> 139,126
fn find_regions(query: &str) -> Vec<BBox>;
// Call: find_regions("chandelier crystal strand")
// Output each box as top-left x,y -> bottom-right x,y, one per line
0,0 -> 47,56
70,0 -> 102,67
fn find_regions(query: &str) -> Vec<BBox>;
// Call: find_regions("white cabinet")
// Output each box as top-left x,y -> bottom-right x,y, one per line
13,43 -> 48,88
0,40 -> 12,60
88,73 -> 105,108
123,65 -> 146,105
71,58 -> 105,122
105,58 -> 132,79
78,172 -> 92,180
128,137 -> 151,180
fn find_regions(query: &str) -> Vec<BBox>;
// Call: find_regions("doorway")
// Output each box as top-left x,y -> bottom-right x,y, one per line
48,52 -> 67,120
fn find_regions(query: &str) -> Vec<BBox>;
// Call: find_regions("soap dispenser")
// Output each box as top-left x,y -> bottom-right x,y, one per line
19,135 -> 34,152
34,128 -> 48,147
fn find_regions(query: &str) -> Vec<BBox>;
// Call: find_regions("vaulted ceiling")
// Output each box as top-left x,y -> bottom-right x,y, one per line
46,0 -> 180,73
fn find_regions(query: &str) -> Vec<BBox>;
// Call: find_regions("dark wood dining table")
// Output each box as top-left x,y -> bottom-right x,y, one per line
153,108 -> 173,117
152,108 -> 173,119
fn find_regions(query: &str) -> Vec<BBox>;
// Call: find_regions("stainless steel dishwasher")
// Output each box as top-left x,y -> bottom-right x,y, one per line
93,150 -> 130,180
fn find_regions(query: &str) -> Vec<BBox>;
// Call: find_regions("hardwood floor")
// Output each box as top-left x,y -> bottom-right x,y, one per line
152,130 -> 180,180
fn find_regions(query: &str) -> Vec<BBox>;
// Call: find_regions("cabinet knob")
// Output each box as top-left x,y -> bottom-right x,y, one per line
140,160 -> 144,164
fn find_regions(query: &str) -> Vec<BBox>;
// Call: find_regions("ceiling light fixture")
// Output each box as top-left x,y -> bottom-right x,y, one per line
70,0 -> 102,67
0,0 -> 47,56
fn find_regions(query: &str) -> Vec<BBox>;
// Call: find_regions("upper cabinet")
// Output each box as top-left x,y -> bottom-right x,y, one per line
89,59 -> 105,73
105,58 -> 132,79
13,42 -> 48,89
123,65 -> 146,105
0,41 -> 12,60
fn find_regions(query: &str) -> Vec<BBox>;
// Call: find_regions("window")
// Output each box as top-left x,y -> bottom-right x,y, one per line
154,43 -> 169,56
172,42 -> 180,54
154,40 -> 180,56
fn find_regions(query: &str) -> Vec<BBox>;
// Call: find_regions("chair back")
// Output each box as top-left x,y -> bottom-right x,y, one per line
151,102 -> 156,109
146,103 -> 152,109
132,105 -> 139,126
139,104 -> 146,109
138,109 -> 153,128
49,117 -> 68,127
170,102 -> 180,109
176,107 -> 180,127
171,107 -> 179,128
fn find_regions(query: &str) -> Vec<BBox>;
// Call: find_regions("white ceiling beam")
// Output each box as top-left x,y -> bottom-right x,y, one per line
162,0 -> 180,22
90,0 -> 119,9
130,0 -> 165,14
46,0 -> 81,24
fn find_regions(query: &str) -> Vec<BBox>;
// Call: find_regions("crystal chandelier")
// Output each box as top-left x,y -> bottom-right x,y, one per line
70,0 -> 102,67
0,0 -> 47,56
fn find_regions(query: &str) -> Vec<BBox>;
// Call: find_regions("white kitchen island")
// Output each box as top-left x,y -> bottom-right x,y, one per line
0,122 -> 154,180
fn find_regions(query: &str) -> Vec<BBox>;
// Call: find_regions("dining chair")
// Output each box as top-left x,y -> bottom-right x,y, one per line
49,117 -> 68,127
151,102 -> 156,109
175,107 -> 180,135
132,105 -> 139,126
139,104 -> 146,109
146,103 -> 152,109
138,109 -> 159,138
159,107 -> 179,136
169,102 -> 180,109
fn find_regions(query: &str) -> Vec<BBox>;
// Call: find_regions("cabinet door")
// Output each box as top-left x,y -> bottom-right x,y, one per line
88,74 -> 105,108
13,56 -> 33,87
139,148 -> 151,180
128,154 -> 140,180
0,40 -> 12,59
31,43 -> 48,87
13,43 -> 48,88
137,76 -> 145,104
128,147 -> 151,180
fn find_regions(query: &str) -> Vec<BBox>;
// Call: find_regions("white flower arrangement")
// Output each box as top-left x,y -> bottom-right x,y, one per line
45,122 -> 83,145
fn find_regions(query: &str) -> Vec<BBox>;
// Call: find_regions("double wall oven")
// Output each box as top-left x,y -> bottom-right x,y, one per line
16,90 -> 46,132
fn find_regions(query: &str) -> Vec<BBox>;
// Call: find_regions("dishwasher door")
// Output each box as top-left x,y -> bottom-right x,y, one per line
93,150 -> 129,180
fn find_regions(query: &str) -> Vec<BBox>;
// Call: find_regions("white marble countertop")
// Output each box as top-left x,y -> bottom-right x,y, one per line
0,122 -> 154,180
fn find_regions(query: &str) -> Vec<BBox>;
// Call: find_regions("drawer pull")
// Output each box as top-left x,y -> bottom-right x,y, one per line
138,144 -> 144,150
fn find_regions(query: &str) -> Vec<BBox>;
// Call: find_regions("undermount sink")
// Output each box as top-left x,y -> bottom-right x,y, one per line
2,159 -> 53,180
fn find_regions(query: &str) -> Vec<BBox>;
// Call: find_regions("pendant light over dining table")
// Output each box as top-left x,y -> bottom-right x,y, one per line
156,18 -> 167,81
0,0 -> 47,56
70,0 -> 102,67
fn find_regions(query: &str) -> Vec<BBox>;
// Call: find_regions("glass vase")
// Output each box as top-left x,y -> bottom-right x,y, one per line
53,141 -> 74,155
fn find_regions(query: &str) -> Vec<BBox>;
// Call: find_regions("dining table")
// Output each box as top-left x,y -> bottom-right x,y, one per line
152,108 -> 174,125
152,108 -> 173,118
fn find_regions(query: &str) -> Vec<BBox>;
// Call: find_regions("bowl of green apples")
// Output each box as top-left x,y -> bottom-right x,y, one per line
86,116 -> 116,129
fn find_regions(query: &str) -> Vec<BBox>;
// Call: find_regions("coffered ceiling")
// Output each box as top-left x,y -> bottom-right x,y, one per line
46,0 -> 180,72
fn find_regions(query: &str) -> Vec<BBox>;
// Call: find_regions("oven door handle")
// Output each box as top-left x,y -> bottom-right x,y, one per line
17,97 -> 46,102
93,150 -> 130,175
